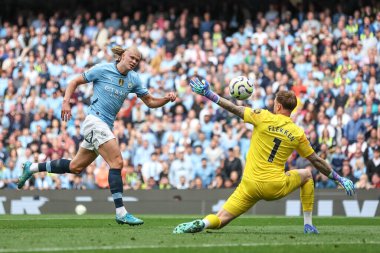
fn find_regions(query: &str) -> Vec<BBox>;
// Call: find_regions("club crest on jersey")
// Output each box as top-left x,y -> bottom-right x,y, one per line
254,109 -> 262,114
128,83 -> 133,88
118,79 -> 124,86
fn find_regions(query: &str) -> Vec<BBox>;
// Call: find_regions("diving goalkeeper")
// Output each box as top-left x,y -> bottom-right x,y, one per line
173,78 -> 355,234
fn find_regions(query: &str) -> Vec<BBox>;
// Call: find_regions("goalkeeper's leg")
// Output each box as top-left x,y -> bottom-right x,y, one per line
298,168 -> 318,234
202,209 -> 236,229
172,209 -> 236,234
173,181 -> 257,233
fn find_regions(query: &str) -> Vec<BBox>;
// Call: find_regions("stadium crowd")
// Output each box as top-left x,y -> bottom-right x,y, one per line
0,2 -> 380,191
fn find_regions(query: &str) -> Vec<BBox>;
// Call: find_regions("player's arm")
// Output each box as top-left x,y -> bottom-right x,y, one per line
306,152 -> 355,196
139,92 -> 176,108
216,97 -> 245,119
61,75 -> 88,122
305,152 -> 334,177
189,78 -> 244,119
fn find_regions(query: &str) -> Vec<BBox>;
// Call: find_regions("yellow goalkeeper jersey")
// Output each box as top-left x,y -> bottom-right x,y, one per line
243,108 -> 314,181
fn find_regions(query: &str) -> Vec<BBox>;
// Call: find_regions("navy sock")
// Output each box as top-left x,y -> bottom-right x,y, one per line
108,168 -> 124,208
38,159 -> 71,174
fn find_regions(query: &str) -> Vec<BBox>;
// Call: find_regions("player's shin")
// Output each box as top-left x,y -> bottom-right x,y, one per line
202,214 -> 221,229
108,168 -> 127,217
32,159 -> 71,174
301,179 -> 314,225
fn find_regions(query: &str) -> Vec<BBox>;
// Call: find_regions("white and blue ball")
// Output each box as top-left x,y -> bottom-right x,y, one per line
229,76 -> 254,100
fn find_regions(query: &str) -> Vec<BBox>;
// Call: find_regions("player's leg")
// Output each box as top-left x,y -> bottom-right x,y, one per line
203,208 -> 236,229
173,179 -> 258,233
297,168 -> 318,234
17,147 -> 97,189
97,138 -> 143,226
285,169 -> 318,234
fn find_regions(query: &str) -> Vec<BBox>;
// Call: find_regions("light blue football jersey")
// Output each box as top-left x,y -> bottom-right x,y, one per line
82,62 -> 148,129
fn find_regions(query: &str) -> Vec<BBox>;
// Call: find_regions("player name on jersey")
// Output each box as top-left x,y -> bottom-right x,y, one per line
267,126 -> 295,142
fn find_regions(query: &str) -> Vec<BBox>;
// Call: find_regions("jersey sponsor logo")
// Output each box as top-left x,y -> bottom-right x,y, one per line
119,79 -> 124,86
104,85 -> 128,98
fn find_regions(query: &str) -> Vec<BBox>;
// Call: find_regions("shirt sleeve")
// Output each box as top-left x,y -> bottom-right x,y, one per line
296,132 -> 314,158
132,73 -> 149,97
243,108 -> 270,126
82,64 -> 102,83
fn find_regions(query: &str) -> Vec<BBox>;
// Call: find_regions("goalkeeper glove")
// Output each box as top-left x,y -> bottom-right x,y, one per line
189,78 -> 220,103
328,171 -> 355,196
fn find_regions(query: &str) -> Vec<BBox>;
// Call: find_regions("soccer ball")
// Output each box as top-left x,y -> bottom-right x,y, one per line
229,76 -> 254,100
75,204 -> 87,215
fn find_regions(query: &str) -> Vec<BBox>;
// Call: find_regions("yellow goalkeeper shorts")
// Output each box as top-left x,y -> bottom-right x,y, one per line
223,170 -> 301,216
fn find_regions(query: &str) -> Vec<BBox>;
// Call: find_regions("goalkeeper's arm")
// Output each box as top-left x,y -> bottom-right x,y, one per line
216,97 -> 245,120
306,152 -> 355,196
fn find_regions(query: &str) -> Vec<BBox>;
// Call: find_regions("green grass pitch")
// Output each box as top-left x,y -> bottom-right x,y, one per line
0,215 -> 379,253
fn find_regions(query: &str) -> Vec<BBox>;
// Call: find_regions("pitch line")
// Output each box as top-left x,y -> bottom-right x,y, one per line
0,241 -> 379,252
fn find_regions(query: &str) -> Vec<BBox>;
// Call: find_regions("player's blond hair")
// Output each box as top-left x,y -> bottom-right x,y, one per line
276,91 -> 297,112
111,46 -> 142,61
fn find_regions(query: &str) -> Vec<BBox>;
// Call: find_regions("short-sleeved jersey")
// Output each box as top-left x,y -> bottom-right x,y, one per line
243,108 -> 314,181
83,62 -> 148,129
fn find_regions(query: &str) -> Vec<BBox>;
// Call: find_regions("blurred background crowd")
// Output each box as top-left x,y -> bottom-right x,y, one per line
0,0 -> 380,191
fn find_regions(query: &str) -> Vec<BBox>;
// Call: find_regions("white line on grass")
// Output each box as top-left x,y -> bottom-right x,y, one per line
2,216 -> 378,221
0,217 -> 112,221
0,241 -> 379,253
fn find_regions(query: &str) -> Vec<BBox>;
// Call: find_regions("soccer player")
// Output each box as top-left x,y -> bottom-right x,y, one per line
173,78 -> 355,234
17,46 -> 176,225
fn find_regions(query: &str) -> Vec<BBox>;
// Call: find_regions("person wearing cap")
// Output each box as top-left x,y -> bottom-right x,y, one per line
17,45 -> 177,226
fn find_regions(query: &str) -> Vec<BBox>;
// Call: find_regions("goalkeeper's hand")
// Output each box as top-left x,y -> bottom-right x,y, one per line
189,78 -> 220,103
329,171 -> 355,196
189,78 -> 210,96
335,175 -> 355,196
336,176 -> 355,196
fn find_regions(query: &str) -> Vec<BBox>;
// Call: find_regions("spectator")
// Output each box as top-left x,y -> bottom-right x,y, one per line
34,172 -> 54,190
371,173 -> 380,188
95,162 -> 109,189
169,146 -> 193,188
316,174 -> 336,189
341,164 -> 357,184
159,176 -> 172,189
366,146 -> 380,183
355,174 -> 372,190
205,136 -> 224,168
124,165 -> 140,190
344,112 -> 366,144
141,152 -> 163,184
222,147 -> 243,180
209,174 -> 224,189
330,146 -> 346,174
194,158 -> 215,188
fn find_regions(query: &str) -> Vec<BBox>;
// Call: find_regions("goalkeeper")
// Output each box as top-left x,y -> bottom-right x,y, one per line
173,78 -> 355,234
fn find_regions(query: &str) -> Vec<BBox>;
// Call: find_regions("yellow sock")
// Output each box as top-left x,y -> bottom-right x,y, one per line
203,214 -> 221,229
300,179 -> 314,212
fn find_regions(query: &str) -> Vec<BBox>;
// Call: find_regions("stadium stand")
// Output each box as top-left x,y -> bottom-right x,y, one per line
0,0 -> 379,190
